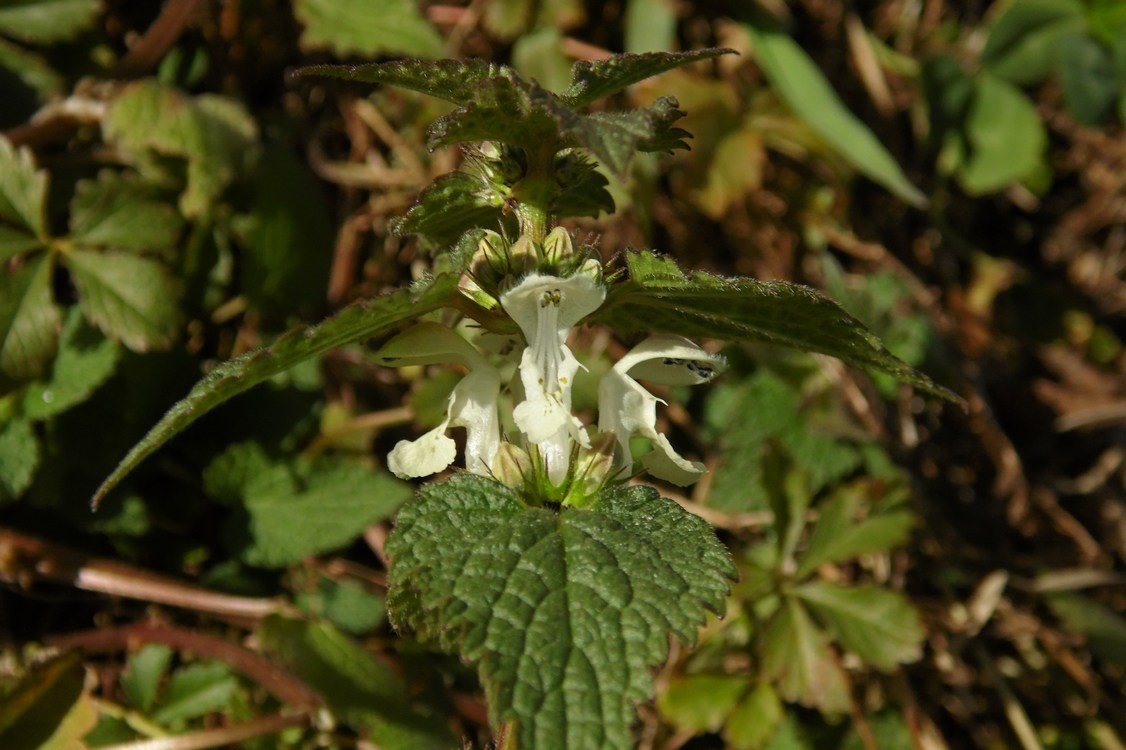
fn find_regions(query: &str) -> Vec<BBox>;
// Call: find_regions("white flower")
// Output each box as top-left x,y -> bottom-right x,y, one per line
373,323 -> 501,479
500,272 -> 606,482
598,335 -> 725,486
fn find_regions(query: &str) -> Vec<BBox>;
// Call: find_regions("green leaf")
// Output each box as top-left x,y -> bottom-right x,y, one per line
0,37 -> 64,115
1046,592 -> 1126,666
150,662 -> 238,726
724,682 -> 785,750
760,597 -> 849,713
66,249 -> 181,352
387,474 -> 733,750
68,171 -> 184,253
561,49 -> 734,108
0,0 -> 100,43
624,0 -> 678,54
257,616 -> 456,749
239,460 -> 412,568
231,140 -> 332,315
103,81 -> 258,217
0,416 -> 38,500
982,0 -> 1086,85
92,273 -> 461,506
552,151 -> 615,218
658,674 -> 750,733
121,643 -> 174,712
743,22 -> 926,207
794,485 -> 914,579
598,251 -> 956,399
512,27 -> 572,94
576,97 -> 690,175
795,581 -> 924,671
22,308 -> 121,420
840,711 -> 914,750
1058,34 -> 1119,125
0,253 -> 60,388
0,135 -> 48,241
293,0 -> 444,58
956,72 -> 1047,195
297,578 -> 388,635
394,170 -> 506,247
426,74 -> 561,150
0,652 -> 92,750
295,58 -> 508,106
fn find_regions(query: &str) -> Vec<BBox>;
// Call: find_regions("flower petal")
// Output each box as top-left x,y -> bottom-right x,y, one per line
642,434 -> 706,486
387,423 -> 457,479
374,322 -> 490,370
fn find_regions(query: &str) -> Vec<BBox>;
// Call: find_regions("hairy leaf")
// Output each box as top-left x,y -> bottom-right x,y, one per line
295,58 -> 509,106
597,252 -> 957,399
66,249 -> 181,352
68,171 -> 184,253
573,97 -> 688,175
257,617 -> 456,749
0,135 -> 48,241
394,170 -> 506,246
293,0 -> 443,58
743,22 -> 927,207
427,74 -> 562,150
92,274 -> 462,505
0,0 -> 100,44
795,581 -> 924,671
387,474 -> 733,750
0,253 -> 59,387
561,49 -> 735,107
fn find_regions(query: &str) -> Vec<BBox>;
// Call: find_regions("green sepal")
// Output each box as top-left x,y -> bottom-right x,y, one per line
561,49 -> 736,107
387,474 -> 734,750
92,273 -> 465,506
596,251 -> 959,400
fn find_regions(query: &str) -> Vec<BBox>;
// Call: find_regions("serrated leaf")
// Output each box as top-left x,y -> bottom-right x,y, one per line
121,643 -> 174,712
957,72 -> 1047,194
394,170 -> 506,246
0,416 -> 38,500
724,682 -> 785,750
795,581 -> 924,671
1058,34 -> 1119,126
150,662 -> 238,726
0,253 -> 60,387
982,0 -> 1085,85
0,0 -> 100,43
240,460 -> 412,568
597,251 -> 956,399
744,22 -> 926,207
103,81 -> 258,217
68,171 -> 184,253
574,97 -> 688,176
387,474 -> 733,750
562,49 -> 734,107
760,597 -> 849,713
658,674 -> 750,733
293,0 -> 444,58
66,249 -> 181,351
0,135 -> 48,240
0,652 -> 87,748
92,273 -> 462,506
794,485 -> 914,579
22,309 -> 121,420
427,74 -> 562,150
295,58 -> 508,105
257,616 -> 456,749
552,153 -> 615,217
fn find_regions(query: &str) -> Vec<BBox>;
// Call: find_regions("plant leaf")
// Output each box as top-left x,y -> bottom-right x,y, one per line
795,581 -> 924,671
150,662 -> 238,726
68,171 -> 184,253
0,135 -> 48,241
121,643 -> 174,713
0,253 -> 60,388
295,58 -> 508,106
724,682 -> 785,750
1046,592 -> 1126,666
293,0 -> 444,58
257,616 -> 456,749
426,74 -> 562,150
387,474 -> 733,750
794,485 -> 914,579
0,652 -> 92,749
743,22 -> 927,207
956,72 -> 1047,195
658,674 -> 750,733
759,597 -> 850,713
562,49 -> 735,107
982,0 -> 1086,85
1058,34 -> 1119,126
0,416 -> 39,501
21,308 -> 121,420
394,170 -> 506,247
66,249 -> 181,352
92,273 -> 462,506
0,0 -> 100,44
597,251 -> 957,399
573,97 -> 689,176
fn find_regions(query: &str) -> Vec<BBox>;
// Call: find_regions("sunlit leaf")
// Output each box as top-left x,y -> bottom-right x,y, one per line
796,581 -> 924,671
388,475 -> 733,750
295,58 -> 508,106
0,253 -> 59,387
794,485 -> 914,579
293,0 -> 444,58
561,49 -> 734,108
0,135 -> 48,241
21,309 -> 121,420
68,171 -> 184,253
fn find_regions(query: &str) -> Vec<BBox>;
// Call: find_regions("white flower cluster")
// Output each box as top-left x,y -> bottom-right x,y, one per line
375,231 -> 725,493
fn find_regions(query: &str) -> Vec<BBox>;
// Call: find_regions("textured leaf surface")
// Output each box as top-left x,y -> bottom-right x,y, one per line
796,581 -> 924,671
295,58 -> 508,105
92,274 -> 461,505
66,249 -> 181,352
257,617 -> 456,749
294,0 -> 443,58
394,170 -> 505,246
0,136 -> 48,241
387,474 -> 733,750
744,22 -> 926,207
598,252 -> 956,399
0,0 -> 100,43
0,253 -> 59,387
68,171 -> 184,253
562,49 -> 734,107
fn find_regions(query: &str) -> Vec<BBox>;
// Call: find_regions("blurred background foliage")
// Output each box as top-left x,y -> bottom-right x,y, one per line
1,0 -> 1125,748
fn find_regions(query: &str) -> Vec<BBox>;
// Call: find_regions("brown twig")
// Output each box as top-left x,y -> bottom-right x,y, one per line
112,0 -> 208,79
95,712 -> 308,750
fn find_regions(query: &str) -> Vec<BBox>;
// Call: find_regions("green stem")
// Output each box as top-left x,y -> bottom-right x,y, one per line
495,720 -> 517,750
512,142 -> 559,245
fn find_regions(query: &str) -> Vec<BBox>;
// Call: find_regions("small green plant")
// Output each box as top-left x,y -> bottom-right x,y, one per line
85,51 -> 954,748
